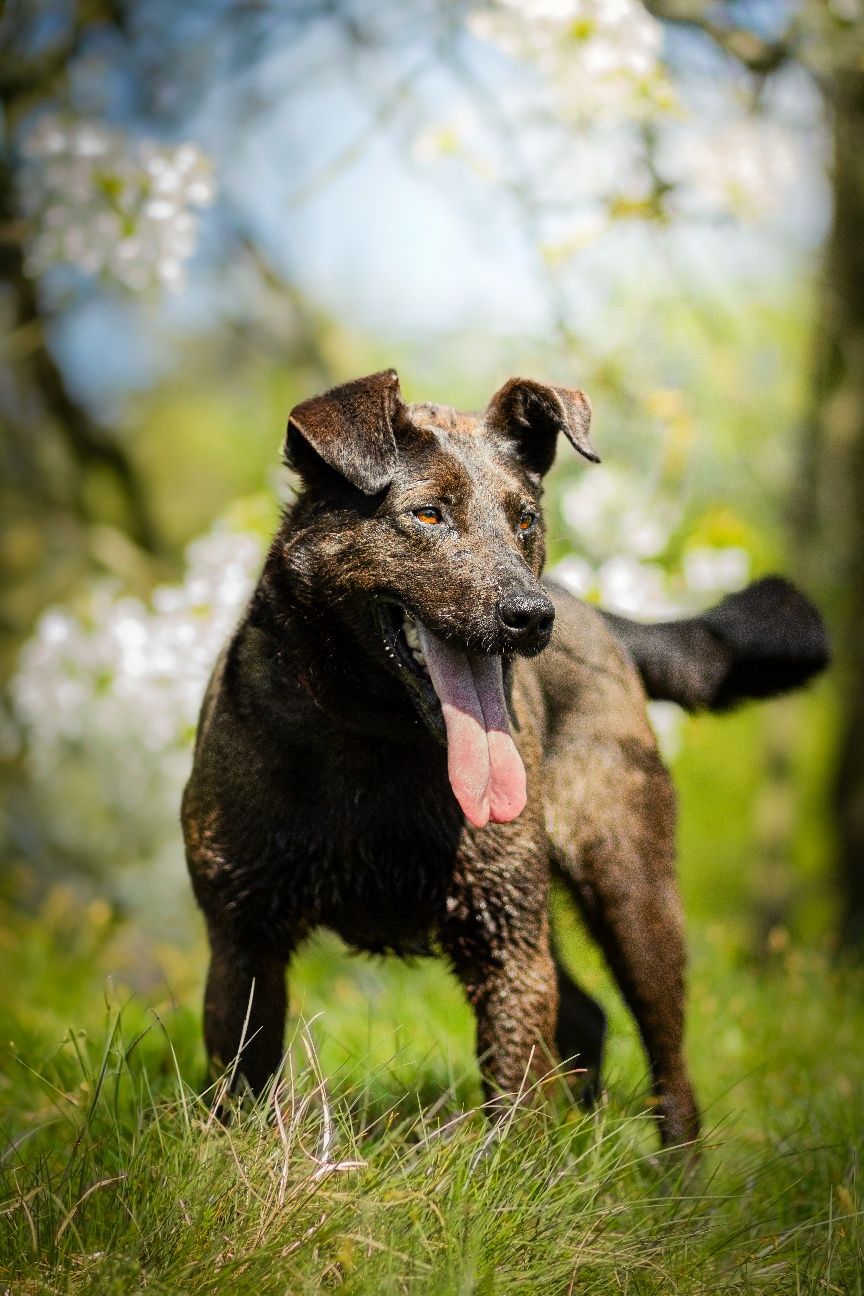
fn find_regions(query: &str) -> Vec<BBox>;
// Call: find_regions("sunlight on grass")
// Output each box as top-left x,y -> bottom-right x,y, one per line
0,888 -> 862,1294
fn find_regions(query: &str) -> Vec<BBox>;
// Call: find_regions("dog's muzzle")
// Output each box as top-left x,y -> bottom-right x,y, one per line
495,591 -> 555,656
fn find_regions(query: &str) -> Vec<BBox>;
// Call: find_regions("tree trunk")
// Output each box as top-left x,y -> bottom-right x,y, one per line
807,69 -> 864,944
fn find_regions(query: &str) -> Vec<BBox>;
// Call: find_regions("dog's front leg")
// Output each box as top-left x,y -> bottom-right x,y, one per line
442,905 -> 559,1102
203,918 -> 289,1100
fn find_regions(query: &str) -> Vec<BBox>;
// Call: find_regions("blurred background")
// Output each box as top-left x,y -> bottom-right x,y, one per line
1,0 -> 862,1040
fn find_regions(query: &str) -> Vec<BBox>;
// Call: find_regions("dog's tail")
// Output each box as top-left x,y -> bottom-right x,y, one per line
600,576 -> 830,712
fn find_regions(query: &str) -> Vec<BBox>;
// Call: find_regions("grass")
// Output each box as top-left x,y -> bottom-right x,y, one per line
1,690 -> 861,1293
0,881 -> 862,1295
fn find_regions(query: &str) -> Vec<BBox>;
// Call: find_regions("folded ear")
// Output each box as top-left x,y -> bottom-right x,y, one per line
485,377 -> 599,479
285,369 -> 402,494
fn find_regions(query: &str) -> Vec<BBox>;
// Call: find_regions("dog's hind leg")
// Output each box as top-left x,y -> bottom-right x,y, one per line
551,934 -> 607,1105
564,856 -> 698,1148
203,919 -> 288,1100
547,743 -> 700,1149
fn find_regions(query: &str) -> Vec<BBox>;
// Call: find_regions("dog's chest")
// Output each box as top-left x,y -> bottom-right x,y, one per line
270,740 -> 465,952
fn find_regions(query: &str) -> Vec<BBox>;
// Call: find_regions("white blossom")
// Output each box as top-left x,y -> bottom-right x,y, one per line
548,554 -> 595,598
10,524 -> 263,876
683,545 -> 750,594
561,465 -> 678,562
468,0 -> 674,123
596,553 -> 686,617
673,120 -> 797,220
647,701 -> 684,760
19,115 -> 216,291
549,463 -> 753,760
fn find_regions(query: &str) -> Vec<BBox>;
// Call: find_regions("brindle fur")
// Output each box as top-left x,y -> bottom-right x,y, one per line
182,370 -> 828,1149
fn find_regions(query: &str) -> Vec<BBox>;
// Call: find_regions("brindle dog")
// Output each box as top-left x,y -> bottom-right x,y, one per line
182,369 -> 828,1148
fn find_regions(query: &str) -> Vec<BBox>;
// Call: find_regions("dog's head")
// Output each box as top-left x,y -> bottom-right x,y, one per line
280,369 -> 598,827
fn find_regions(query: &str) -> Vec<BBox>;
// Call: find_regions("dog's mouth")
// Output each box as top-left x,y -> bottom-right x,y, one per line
375,601 -> 527,829
377,600 -> 437,695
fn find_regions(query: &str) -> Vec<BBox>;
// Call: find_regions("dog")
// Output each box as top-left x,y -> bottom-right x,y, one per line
182,369 -> 828,1148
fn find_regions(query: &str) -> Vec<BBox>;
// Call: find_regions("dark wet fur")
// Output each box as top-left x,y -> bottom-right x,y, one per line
182,370 -> 828,1149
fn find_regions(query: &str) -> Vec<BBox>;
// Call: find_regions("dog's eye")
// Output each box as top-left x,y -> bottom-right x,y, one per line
518,510 -> 537,534
414,507 -> 443,526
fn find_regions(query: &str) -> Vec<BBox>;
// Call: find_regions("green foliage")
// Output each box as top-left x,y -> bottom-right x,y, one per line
1,887 -> 861,1295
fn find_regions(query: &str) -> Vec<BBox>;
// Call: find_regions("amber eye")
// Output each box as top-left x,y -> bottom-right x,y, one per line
414,507 -> 443,526
518,510 -> 537,534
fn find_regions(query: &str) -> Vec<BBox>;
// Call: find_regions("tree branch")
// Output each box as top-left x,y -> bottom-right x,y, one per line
0,0 -> 129,105
0,163 -> 160,553
643,0 -> 792,74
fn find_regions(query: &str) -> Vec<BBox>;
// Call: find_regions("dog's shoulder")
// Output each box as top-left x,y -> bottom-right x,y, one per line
543,579 -> 643,680
531,580 -> 647,730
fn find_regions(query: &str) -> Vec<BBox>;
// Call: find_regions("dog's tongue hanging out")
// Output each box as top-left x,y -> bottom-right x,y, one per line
416,624 -> 527,828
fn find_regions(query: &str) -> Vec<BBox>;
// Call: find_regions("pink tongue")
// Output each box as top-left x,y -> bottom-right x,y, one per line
416,623 -> 527,828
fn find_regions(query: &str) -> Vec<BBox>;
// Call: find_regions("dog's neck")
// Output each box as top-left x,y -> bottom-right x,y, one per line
245,542 -> 433,746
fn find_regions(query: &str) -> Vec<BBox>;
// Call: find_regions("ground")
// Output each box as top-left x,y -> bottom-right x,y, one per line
1,702 -> 862,1294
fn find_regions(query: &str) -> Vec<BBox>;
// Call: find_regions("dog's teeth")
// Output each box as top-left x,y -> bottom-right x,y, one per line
404,624 -> 420,651
412,649 -> 426,667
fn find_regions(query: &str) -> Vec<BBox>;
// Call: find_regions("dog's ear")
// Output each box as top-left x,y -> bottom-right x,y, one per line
285,369 -> 402,494
485,377 -> 599,479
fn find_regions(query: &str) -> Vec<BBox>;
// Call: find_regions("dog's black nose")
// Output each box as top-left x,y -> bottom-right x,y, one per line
496,591 -> 555,652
